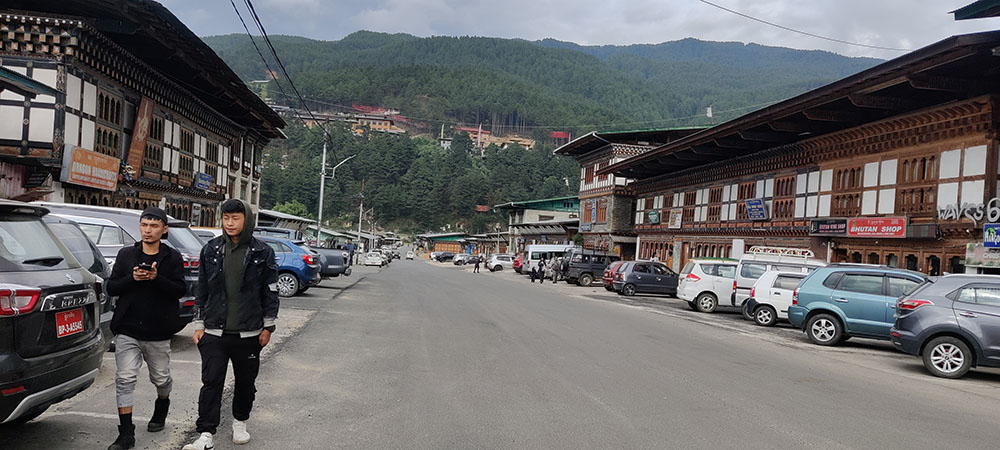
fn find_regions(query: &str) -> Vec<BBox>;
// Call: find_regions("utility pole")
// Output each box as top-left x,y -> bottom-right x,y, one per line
357,179 -> 365,253
316,132 -> 328,244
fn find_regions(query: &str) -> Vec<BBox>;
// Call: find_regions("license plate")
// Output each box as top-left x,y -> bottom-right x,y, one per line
55,308 -> 85,338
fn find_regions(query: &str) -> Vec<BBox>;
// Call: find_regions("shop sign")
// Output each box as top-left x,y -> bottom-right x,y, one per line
580,223 -> 592,231
745,198 -> 768,220
590,200 -> 597,223
846,217 -> 906,238
984,224 -> 1000,248
938,198 -> 1000,227
126,97 -> 155,171
809,219 -> 847,236
60,145 -> 119,191
194,172 -> 213,190
191,203 -> 202,224
667,208 -> 683,229
966,243 -> 1000,267
647,209 -> 661,224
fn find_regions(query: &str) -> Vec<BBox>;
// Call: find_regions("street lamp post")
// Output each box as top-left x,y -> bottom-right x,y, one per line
316,134 -> 355,247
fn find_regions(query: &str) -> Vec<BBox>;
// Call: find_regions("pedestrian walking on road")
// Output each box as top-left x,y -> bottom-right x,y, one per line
105,207 -> 187,450
538,259 -> 547,283
548,258 -> 558,284
183,199 -> 280,450
473,256 -> 481,273
529,262 -> 537,282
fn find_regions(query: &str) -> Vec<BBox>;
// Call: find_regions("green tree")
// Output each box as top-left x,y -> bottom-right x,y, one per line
273,199 -> 312,219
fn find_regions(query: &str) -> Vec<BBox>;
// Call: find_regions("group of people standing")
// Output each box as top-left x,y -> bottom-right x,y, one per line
528,257 -> 565,284
105,199 -> 279,450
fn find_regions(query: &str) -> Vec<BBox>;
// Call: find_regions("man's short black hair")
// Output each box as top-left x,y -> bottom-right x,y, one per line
221,199 -> 245,215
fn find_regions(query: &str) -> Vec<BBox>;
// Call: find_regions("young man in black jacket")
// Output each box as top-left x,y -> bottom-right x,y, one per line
184,199 -> 279,450
105,207 -> 187,450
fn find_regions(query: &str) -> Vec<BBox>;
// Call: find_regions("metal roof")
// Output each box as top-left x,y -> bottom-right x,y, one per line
493,196 -> 579,211
601,30 -> 1000,180
0,66 -> 59,99
953,0 -> 1000,20
6,0 -> 285,138
553,127 -> 705,158
258,209 -> 315,223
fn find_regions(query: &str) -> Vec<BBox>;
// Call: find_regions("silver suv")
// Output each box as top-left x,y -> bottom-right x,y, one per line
487,254 -> 514,272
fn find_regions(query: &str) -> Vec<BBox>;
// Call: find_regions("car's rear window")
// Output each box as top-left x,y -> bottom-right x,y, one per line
0,214 -> 78,272
48,222 -> 105,275
740,263 -> 767,280
773,275 -> 805,290
822,272 -> 844,288
717,265 -> 736,278
167,227 -> 206,255
680,262 -> 695,276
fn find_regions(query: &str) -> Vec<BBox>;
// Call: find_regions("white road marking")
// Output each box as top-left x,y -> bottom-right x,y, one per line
44,411 -> 152,422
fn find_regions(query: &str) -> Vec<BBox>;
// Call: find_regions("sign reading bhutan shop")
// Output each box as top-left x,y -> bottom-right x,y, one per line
846,217 -> 906,238
60,145 -> 119,191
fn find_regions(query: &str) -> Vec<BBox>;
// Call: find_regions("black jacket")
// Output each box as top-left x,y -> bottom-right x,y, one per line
107,242 -> 187,341
195,234 -> 279,332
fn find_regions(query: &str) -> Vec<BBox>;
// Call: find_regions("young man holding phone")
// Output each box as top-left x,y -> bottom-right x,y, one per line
105,207 -> 187,450
183,199 -> 279,450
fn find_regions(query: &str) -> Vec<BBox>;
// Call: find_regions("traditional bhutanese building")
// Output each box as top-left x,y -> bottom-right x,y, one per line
493,196 -> 580,253
0,1 -> 285,225
555,128 -> 702,260
602,31 -> 1000,275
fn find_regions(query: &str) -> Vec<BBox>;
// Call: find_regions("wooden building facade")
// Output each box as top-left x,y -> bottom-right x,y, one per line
0,1 -> 284,225
602,31 -> 1000,275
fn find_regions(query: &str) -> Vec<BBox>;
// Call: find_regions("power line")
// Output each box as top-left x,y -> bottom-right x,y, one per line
697,0 -> 911,52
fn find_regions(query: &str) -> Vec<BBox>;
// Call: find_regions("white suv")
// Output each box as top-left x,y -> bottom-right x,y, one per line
678,259 -> 738,313
487,254 -> 514,272
745,271 -> 807,326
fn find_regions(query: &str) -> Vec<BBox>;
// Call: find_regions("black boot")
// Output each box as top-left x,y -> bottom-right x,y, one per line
147,398 -> 169,432
107,424 -> 135,450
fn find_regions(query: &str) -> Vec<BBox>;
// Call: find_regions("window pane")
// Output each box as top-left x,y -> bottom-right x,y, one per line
652,265 -> 666,275
717,265 -> 736,278
823,272 -> 844,288
956,288 -> 976,303
680,262 -> 695,276
97,226 -> 121,245
838,274 -> 884,296
887,277 -> 922,298
975,287 -> 1000,306
773,275 -> 804,290
741,263 -> 767,279
633,264 -> 649,273
266,242 -> 282,252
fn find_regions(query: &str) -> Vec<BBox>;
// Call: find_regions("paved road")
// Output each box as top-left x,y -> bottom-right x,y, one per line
235,258 -> 1000,450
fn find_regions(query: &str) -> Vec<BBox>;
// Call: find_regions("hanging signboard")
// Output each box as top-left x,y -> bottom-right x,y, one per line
984,224 -> 1000,248
745,198 -> 768,220
809,219 -> 848,236
667,208 -> 683,229
846,217 -> 907,238
60,145 -> 119,191
647,209 -> 661,224
590,199 -> 597,223
194,172 -> 213,190
126,97 -> 155,171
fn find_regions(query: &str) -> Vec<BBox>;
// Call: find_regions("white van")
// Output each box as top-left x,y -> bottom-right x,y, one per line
521,244 -> 576,278
732,246 -> 826,314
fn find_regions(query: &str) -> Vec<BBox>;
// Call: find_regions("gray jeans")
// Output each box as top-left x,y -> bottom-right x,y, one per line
114,334 -> 172,408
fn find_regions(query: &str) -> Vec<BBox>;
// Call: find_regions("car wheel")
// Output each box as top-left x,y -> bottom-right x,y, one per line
621,283 -> 637,296
494,265 -> 503,272
741,301 -> 753,320
687,300 -> 698,311
806,313 -> 843,346
579,274 -> 594,286
276,273 -> 299,297
753,305 -> 778,327
695,293 -> 718,313
922,336 -> 972,379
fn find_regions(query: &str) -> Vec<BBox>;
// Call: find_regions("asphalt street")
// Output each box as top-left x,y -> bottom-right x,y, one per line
8,257 -> 1000,449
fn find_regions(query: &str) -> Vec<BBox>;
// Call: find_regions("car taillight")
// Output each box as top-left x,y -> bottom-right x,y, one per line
0,288 -> 41,316
792,289 -> 798,305
750,287 -> 756,298
733,280 -> 737,290
182,254 -> 200,269
302,254 -> 314,265
898,299 -> 933,311
183,300 -> 195,307
686,273 -> 701,282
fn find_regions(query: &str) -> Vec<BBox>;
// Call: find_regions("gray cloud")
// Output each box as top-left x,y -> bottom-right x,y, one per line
161,0 -> 999,59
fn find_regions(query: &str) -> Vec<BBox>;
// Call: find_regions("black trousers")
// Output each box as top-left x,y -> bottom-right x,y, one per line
195,333 -> 261,434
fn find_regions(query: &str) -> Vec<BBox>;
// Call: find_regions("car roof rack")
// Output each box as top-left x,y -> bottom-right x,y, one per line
747,246 -> 814,257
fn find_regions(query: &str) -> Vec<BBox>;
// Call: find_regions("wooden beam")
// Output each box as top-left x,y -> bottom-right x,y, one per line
713,137 -> 756,150
848,94 -> 923,111
906,73 -> 989,92
802,108 -> 859,122
767,120 -> 814,132
690,146 -> 735,156
737,130 -> 793,142
669,151 -> 717,162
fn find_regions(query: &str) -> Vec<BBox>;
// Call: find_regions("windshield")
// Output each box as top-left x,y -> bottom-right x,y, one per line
167,226 -> 206,254
48,222 -> 105,275
0,214 -> 79,272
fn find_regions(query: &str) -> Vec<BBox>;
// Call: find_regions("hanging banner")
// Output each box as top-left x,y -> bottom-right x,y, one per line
60,145 -> 119,191
984,224 -> 1000,248
809,219 -> 848,236
127,97 -> 155,171
667,208 -> 683,229
846,217 -> 907,238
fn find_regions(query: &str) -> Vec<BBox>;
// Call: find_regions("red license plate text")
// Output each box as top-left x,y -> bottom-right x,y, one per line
55,308 -> 85,338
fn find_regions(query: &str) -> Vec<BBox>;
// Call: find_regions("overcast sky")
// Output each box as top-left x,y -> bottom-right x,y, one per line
161,0 -> 999,59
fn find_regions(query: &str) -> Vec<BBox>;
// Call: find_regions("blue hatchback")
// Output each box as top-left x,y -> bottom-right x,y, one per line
257,236 -> 321,297
787,265 -> 928,346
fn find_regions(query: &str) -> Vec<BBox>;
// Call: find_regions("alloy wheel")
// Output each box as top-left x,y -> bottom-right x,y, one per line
929,343 -> 965,374
755,308 -> 773,325
276,274 -> 298,297
810,319 -> 836,342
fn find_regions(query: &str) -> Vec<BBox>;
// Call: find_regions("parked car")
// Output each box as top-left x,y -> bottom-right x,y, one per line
365,251 -> 385,267
34,203 -> 205,325
612,261 -> 679,296
513,254 -> 524,273
253,226 -> 306,241
405,251 -> 415,260
488,254 -> 514,272
313,247 -> 352,279
0,200 -> 104,426
434,252 -> 456,262
787,264 -> 928,346
564,250 -> 620,286
890,274 -> 1000,379
257,236 -> 321,297
453,253 -> 473,265
602,261 -> 626,291
191,227 -> 222,241
744,271 -> 808,326
42,215 -> 115,350
733,246 -> 826,316
677,259 -> 738,312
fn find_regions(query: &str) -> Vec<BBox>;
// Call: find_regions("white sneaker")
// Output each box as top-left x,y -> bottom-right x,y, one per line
232,420 -> 251,445
182,432 -> 214,450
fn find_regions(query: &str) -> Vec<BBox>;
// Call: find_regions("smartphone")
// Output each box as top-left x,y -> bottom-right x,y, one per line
137,262 -> 154,271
